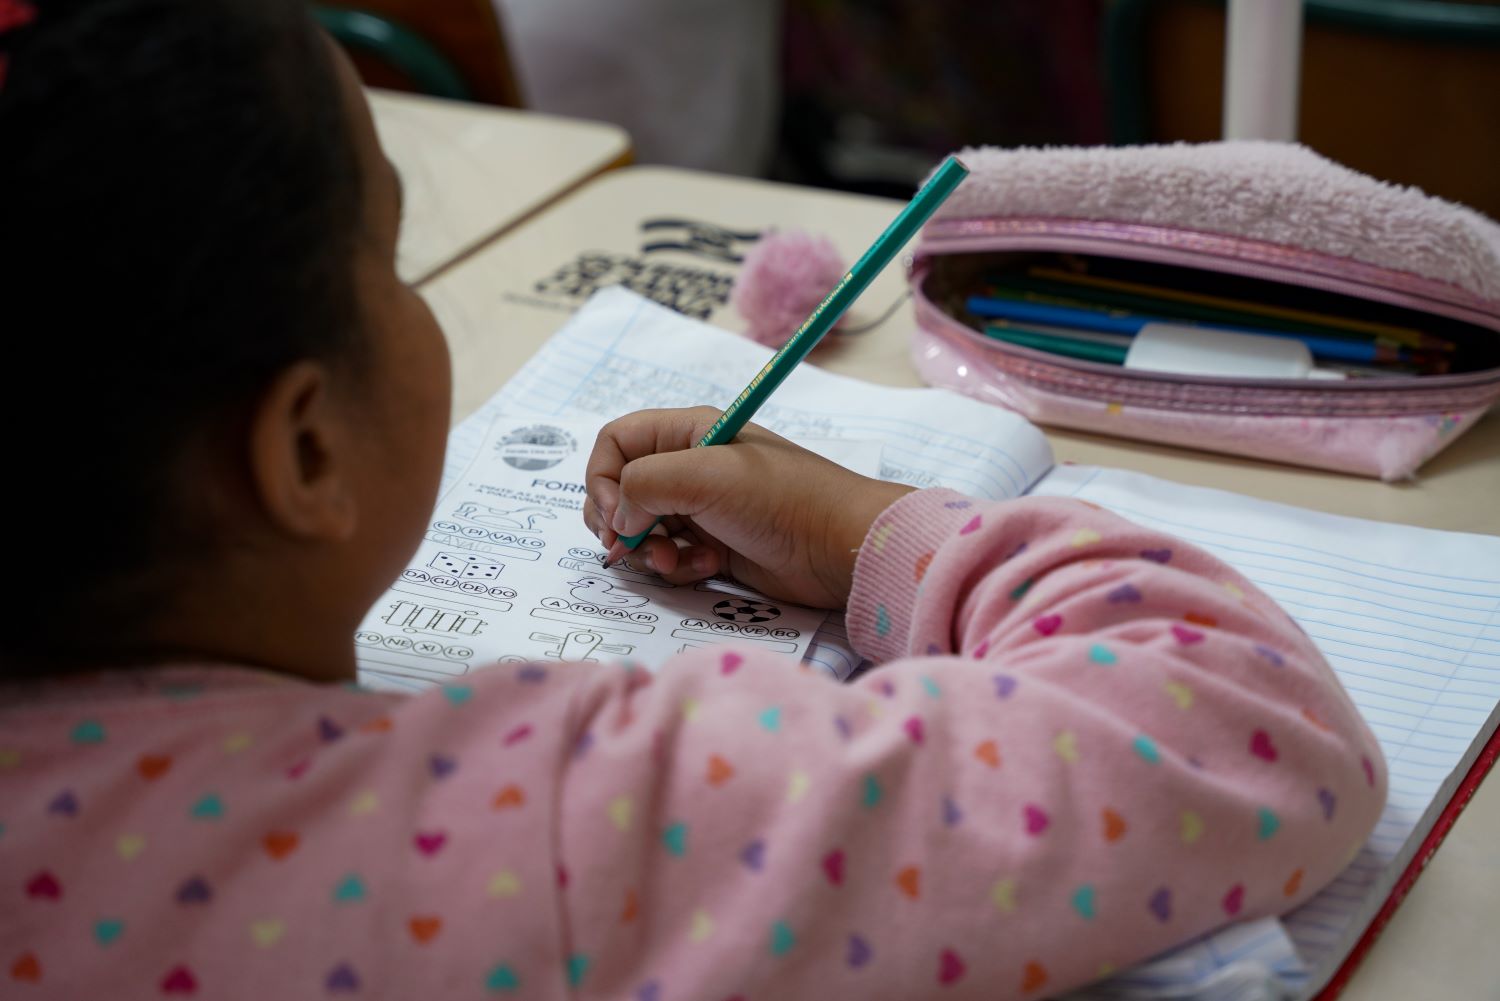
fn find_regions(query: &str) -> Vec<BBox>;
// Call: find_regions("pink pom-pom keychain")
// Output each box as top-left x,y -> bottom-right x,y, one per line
732,229 -> 851,349
732,227 -> 916,349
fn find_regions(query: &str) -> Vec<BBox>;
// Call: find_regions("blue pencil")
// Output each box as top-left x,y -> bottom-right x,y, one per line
964,295 -> 1412,366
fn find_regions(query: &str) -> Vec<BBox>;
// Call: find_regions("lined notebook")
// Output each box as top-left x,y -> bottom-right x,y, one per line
1033,467 -> 1500,1000
405,288 -> 1500,1000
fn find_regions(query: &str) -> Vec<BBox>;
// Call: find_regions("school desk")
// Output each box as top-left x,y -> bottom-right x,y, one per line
418,165 -> 1500,1001
367,88 -> 631,285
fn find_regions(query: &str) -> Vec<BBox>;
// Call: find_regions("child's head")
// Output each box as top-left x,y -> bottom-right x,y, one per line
1,0 -> 451,677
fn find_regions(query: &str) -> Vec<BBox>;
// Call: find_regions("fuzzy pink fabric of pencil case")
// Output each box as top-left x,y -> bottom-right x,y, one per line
907,141 -> 1500,480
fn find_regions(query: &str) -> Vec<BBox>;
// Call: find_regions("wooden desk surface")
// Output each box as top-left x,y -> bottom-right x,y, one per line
420,165 -> 1500,1000
368,89 -> 630,285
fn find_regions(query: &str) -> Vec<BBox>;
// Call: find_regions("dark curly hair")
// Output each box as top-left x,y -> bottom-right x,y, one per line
0,0 -> 365,669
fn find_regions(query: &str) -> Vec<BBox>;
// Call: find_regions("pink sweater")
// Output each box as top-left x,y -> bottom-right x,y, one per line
0,490 -> 1385,1000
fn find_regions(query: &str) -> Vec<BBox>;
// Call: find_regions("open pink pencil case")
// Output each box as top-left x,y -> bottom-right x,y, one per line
908,141 -> 1500,480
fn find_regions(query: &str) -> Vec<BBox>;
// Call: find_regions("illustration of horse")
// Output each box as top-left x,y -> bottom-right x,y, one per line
565,577 -> 650,608
453,502 -> 557,534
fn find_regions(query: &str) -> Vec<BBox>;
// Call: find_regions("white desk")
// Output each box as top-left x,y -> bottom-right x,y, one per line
368,89 -> 630,285
420,165 -> 1500,1000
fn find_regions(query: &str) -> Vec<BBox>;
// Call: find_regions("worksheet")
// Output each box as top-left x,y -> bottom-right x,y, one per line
355,414 -> 878,692
407,287 -> 1058,686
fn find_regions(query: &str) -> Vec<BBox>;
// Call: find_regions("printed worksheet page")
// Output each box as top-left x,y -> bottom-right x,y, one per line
355,414 -> 882,692
425,287 -> 1060,682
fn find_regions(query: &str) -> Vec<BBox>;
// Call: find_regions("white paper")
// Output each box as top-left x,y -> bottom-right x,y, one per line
1065,918 -> 1305,1001
442,286 -> 1056,502
354,415 -> 888,691
1034,465 -> 1500,999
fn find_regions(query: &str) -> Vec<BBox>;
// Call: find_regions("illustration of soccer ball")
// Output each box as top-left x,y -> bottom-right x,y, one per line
712,598 -> 781,623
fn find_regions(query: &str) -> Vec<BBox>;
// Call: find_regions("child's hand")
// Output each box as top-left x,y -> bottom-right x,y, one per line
584,407 -> 913,609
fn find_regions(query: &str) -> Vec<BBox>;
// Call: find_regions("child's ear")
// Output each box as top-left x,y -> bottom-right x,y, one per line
248,361 -> 359,542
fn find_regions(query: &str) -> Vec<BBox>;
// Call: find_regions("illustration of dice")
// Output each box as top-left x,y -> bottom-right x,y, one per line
429,551 -> 502,579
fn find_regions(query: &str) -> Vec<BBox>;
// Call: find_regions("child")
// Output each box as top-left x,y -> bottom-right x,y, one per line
0,2 -> 1385,999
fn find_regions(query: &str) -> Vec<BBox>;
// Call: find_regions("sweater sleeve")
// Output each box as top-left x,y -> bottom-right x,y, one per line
554,489 -> 1386,1001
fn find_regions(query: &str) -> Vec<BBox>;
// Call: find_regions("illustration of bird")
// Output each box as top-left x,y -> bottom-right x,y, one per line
453,502 -> 557,533
566,577 -> 650,608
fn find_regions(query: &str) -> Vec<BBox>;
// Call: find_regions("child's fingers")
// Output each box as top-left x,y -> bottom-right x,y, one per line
605,407 -> 723,456
659,514 -> 697,541
611,447 -> 742,539
582,497 -> 603,537
586,407 -> 722,527
610,519 -> 684,569
633,534 -> 682,575
583,466 -> 621,533
673,544 -> 721,581
582,497 -> 619,550
603,514 -> 693,567
657,519 -> 728,581
623,518 -> 722,577
635,539 -> 721,583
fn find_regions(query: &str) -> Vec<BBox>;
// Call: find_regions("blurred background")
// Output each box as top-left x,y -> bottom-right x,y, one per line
320,0 -> 1499,217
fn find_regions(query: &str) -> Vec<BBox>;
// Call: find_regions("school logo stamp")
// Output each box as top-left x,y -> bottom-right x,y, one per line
495,425 -> 577,471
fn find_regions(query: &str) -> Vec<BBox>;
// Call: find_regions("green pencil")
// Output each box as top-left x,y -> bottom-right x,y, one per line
985,325 -> 1129,365
614,155 -> 970,552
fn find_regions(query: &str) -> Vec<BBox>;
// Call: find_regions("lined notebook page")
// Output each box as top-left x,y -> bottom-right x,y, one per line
440,287 -> 1056,503
1034,465 -> 1500,998
1065,917 -> 1305,1001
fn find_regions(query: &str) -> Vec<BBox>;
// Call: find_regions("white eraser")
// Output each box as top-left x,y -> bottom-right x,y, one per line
1125,322 -> 1315,378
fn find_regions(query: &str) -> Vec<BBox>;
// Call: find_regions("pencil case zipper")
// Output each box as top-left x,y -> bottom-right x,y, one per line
911,218 -> 1500,417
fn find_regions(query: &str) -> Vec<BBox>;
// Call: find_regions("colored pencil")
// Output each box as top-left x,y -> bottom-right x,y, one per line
983,277 -> 1421,352
983,321 -> 1409,378
965,295 -> 1424,366
1027,266 -> 1452,352
983,319 -> 1134,349
986,325 -> 1128,365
